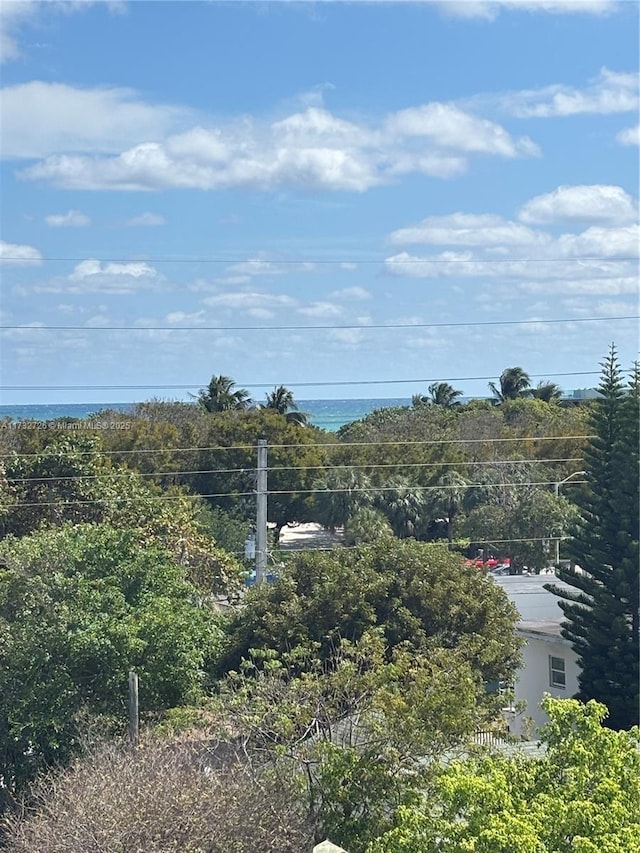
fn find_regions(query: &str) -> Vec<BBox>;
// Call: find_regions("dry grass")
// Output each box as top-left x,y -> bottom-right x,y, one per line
4,734 -> 314,852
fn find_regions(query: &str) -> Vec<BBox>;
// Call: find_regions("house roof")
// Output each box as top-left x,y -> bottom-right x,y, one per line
493,574 -> 573,624
517,620 -> 573,646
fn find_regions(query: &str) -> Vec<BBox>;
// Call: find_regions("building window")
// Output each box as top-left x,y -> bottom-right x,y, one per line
549,655 -> 566,689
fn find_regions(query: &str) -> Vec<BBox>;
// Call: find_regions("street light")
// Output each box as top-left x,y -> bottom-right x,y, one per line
553,470 -> 586,566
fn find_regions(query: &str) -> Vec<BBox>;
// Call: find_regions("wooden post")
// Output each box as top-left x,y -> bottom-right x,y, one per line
128,670 -> 139,748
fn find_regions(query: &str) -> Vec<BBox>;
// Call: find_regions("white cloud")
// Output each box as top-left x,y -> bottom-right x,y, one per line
616,124 -> 640,146
85,315 -> 111,328
0,2 -> 35,63
225,258 -> 317,277
202,292 -> 297,311
562,297 -> 637,314
0,240 -> 42,264
1,82 -> 188,159
499,67 -> 638,118
436,0 -> 618,19
125,212 -> 166,226
213,275 -> 252,287
272,107 -> 367,147
69,259 -> 158,281
521,275 -> 639,295
518,185 -> 638,226
384,190 -> 639,297
297,301 -> 343,318
14,97 -> 539,192
0,1 -> 126,64
45,209 -> 91,227
268,0 -> 618,13
389,213 -> 549,246
329,286 -> 371,300
385,103 -> 539,157
164,311 -> 206,325
1,322 -> 47,342
35,259 -> 164,294
554,224 -> 640,258
328,328 -> 365,346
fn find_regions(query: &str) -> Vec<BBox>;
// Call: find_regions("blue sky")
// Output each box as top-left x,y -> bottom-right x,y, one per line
1,0 -> 638,404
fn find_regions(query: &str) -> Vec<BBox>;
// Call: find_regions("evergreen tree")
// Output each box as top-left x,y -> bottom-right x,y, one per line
547,347 -> 639,729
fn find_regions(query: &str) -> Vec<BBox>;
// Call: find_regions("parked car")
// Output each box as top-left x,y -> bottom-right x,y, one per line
244,570 -> 278,587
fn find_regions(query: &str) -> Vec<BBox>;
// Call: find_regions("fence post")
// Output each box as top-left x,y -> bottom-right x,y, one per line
128,669 -> 139,748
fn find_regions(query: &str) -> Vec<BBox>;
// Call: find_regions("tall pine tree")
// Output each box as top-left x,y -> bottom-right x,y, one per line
547,347 -> 639,729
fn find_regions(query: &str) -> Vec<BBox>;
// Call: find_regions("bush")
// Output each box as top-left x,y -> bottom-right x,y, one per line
5,735 -> 313,852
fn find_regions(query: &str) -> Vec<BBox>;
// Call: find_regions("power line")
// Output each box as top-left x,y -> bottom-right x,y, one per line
6,479 -> 587,509
6,457 -> 583,485
281,536 -> 572,552
1,315 -> 637,333
1,255 -> 637,264
0,370 -> 602,392
0,435 -> 594,459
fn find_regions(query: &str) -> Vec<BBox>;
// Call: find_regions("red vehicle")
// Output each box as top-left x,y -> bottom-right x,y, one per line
465,556 -> 511,570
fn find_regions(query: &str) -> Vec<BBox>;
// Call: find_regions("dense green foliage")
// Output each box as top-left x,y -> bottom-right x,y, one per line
216,539 -> 521,689
0,359 -> 623,846
0,524 -> 222,795
213,630 -> 489,852
548,350 -> 639,729
0,433 -> 245,595
369,697 -> 640,853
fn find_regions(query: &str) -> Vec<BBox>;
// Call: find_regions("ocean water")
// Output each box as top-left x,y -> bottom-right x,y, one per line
0,398 -> 411,433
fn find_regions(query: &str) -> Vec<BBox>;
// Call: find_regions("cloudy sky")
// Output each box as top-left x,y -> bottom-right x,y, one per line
1,0 -> 638,404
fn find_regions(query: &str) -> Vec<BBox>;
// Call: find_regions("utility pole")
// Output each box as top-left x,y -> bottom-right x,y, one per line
553,470 -> 586,566
255,439 -> 268,584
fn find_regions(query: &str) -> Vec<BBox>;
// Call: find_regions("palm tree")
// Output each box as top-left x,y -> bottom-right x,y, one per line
263,386 -> 308,426
427,382 -> 463,408
312,467 -> 373,532
529,381 -> 563,403
428,471 -> 469,545
344,506 -> 393,545
377,476 -> 428,539
195,375 -> 252,413
489,367 -> 531,403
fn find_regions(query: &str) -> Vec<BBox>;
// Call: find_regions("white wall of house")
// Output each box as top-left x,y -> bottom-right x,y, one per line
508,627 -> 580,737
493,576 -> 581,738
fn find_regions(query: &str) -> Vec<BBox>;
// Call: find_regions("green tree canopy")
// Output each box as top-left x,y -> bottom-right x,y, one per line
0,524 -> 222,796
1,434 -> 244,596
369,697 -> 640,853
530,380 -> 563,402
216,539 -> 521,692
547,349 -> 639,729
215,631 -> 485,853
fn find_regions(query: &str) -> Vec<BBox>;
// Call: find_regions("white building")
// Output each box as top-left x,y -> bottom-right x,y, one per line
494,575 -> 580,737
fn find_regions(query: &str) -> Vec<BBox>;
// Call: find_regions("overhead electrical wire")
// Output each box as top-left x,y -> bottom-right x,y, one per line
6,457 -> 584,485
1,315 -> 637,333
1,254 -> 637,264
0,370 -> 602,392
281,536 -> 571,551
0,434 -> 594,460
6,478 -> 588,510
